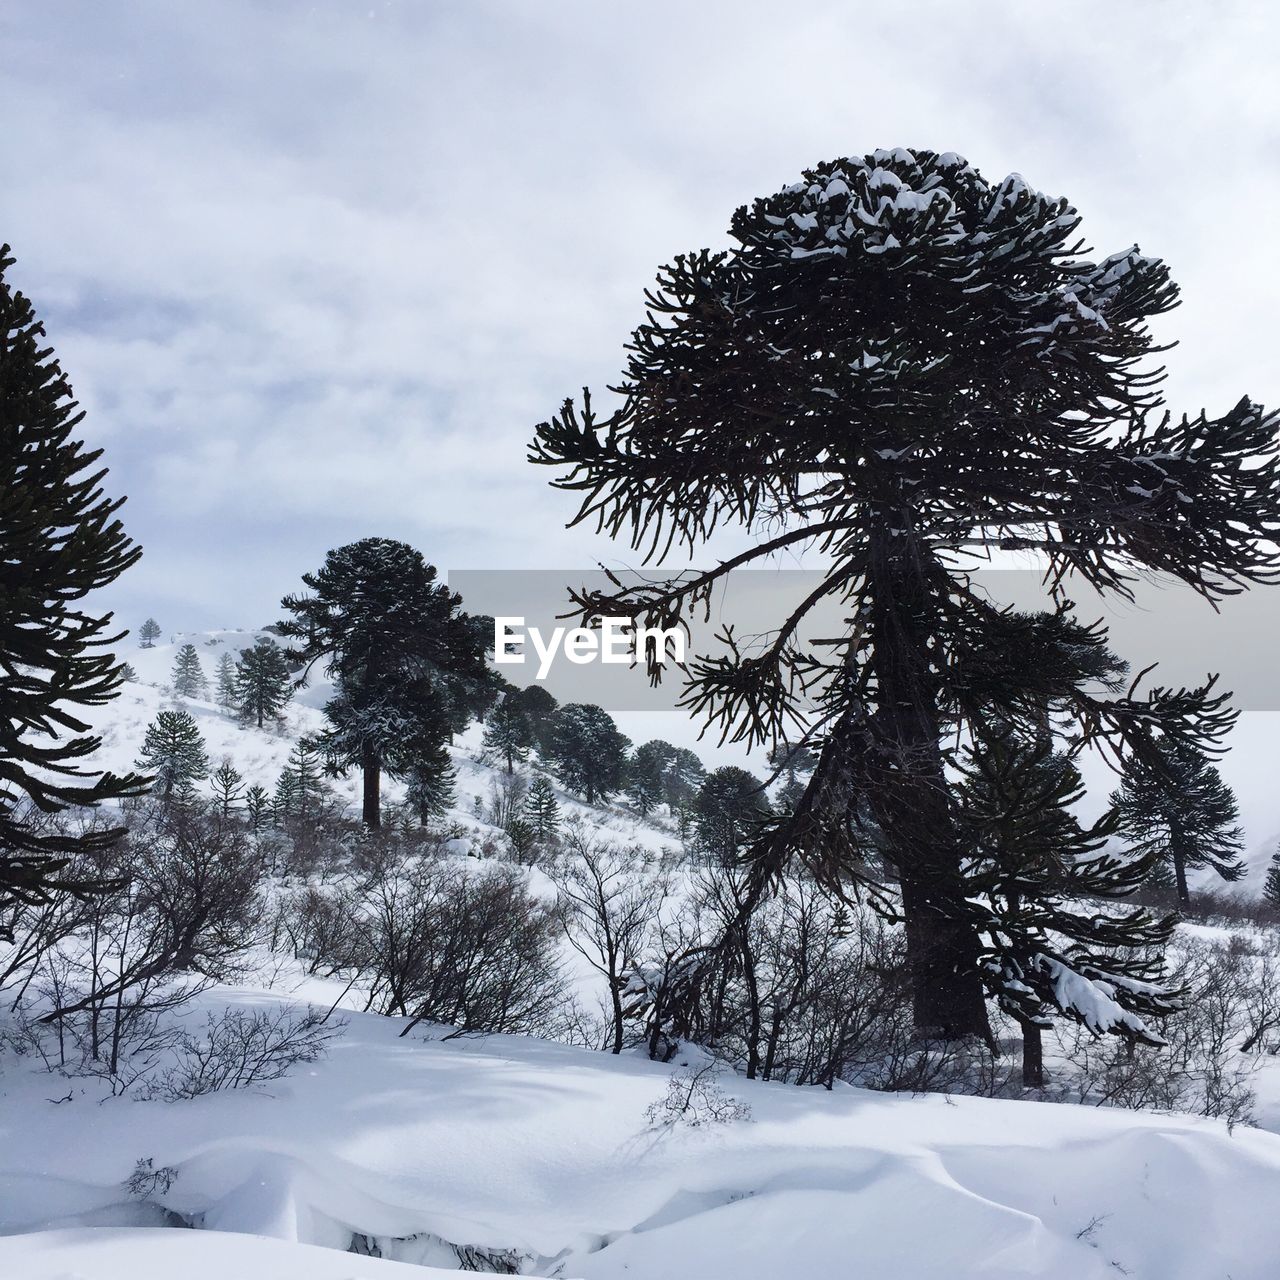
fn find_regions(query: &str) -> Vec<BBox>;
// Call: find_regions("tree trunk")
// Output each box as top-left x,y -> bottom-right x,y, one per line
867,522 -> 991,1043
362,745 -> 382,828
1019,1016 -> 1045,1089
1173,846 -> 1191,908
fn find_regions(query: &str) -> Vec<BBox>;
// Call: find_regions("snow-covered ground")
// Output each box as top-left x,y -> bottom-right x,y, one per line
6,630 -> 1280,1278
5,979 -> 1280,1279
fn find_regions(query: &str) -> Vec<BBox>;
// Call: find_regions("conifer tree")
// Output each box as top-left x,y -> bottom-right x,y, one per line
695,766 -> 772,865
209,758 -> 244,818
525,775 -> 560,840
405,744 -> 457,822
120,663 -> 138,682
532,148 -> 1280,1041
244,784 -> 271,834
0,245 -> 147,915
138,617 -> 161,649
481,694 -> 531,773
661,747 -> 706,813
215,651 -> 238,711
629,740 -> 673,815
279,538 -> 499,827
233,636 -> 292,729
275,740 -> 328,829
1263,848 -> 1280,912
136,710 -> 209,803
1111,736 -> 1245,907
547,703 -> 630,804
509,684 -> 559,755
171,643 -> 207,699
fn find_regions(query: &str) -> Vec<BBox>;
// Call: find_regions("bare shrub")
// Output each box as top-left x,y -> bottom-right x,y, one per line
645,1060 -> 752,1129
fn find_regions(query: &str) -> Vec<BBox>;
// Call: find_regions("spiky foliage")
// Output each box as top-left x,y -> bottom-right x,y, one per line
628,740 -> 673,815
244,784 -> 271,834
136,710 -> 209,803
170,643 -> 207,699
547,703 -> 630,805
274,740 -> 328,829
695,766 -> 773,865
532,148 -> 1279,1040
0,245 -> 148,916
209,758 -> 243,818
1111,736 -> 1245,907
279,538 -> 499,827
525,775 -> 560,840
233,636 -> 292,729
405,743 -> 457,822
481,693 -> 532,773
138,618 -> 161,648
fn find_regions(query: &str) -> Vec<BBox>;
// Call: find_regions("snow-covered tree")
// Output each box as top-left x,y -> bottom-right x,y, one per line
233,636 -> 292,729
170,643 -> 207,699
1111,736 -> 1245,907
214,651 -> 238,711
244,784 -> 270,834
532,147 -> 1280,1041
526,775 -> 560,840
274,740 -> 328,829
136,710 -> 209,803
509,683 -> 559,755
0,244 -> 147,916
405,744 -> 456,822
138,617 -> 162,649
628,740 -> 673,816
279,538 -> 499,827
547,703 -> 630,805
481,693 -> 531,773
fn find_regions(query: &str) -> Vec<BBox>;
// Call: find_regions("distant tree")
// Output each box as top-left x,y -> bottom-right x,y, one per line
138,617 -> 162,649
662,748 -> 706,812
526,775 -> 561,840
0,244 -> 147,919
1111,737 -> 1245,907
509,684 -> 559,754
171,643 -> 208,699
279,538 -> 499,828
214,652 -> 238,711
547,703 -> 630,805
1262,847 -> 1280,911
275,740 -> 329,830
244,784 -> 271,834
233,637 -> 292,729
405,744 -> 457,822
696,767 -> 772,865
120,662 -> 138,682
136,710 -> 209,803
209,758 -> 244,818
481,694 -> 531,773
629,740 -> 674,816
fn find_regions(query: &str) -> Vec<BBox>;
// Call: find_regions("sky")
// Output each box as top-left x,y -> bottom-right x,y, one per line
3,0 -> 1278,635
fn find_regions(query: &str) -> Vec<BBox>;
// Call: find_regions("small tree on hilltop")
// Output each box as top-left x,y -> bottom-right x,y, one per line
1111,736 -> 1245,907
136,710 -> 209,804
547,703 -> 630,805
138,617 -> 162,649
215,652 -> 238,711
0,245 -> 148,918
279,538 -> 499,828
234,636 -> 292,729
171,643 -> 207,699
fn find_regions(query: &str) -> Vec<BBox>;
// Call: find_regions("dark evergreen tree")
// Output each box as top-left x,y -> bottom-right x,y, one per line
509,683 -> 559,755
171,643 -> 207,699
661,747 -> 706,812
244,784 -> 271,834
629,740 -> 674,815
525,774 -> 560,840
209,758 -> 244,818
138,617 -> 161,648
405,743 -> 457,822
136,710 -> 209,803
0,245 -> 147,917
275,740 -> 328,829
1263,847 -> 1280,911
532,148 -> 1280,1041
547,703 -> 630,804
233,636 -> 292,729
481,694 -> 531,773
215,651 -> 238,711
279,538 -> 499,827
1111,736 -> 1245,907
695,766 -> 773,865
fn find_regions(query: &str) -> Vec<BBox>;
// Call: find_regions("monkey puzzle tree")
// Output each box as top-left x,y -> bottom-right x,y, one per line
532,148 -> 1280,1042
279,538 -> 499,827
0,244 -> 148,921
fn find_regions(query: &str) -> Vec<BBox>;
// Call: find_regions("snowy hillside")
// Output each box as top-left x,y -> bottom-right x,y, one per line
5,980 -> 1280,1280
6,628 -> 1280,1279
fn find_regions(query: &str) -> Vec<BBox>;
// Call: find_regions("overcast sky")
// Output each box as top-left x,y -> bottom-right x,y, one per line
2,0 -> 1277,637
